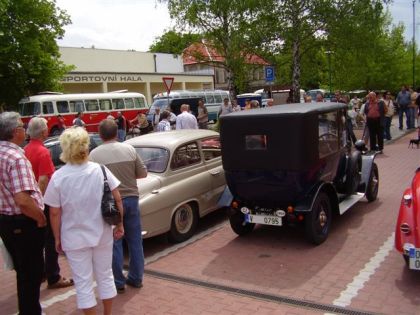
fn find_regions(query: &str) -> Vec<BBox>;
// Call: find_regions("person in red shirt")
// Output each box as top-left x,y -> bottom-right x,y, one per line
364,92 -> 386,153
25,117 -> 74,289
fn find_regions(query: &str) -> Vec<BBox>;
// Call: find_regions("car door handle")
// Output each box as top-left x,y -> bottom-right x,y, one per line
151,190 -> 159,194
210,170 -> 221,175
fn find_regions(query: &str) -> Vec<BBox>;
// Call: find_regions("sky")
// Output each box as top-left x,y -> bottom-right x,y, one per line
55,0 -> 419,52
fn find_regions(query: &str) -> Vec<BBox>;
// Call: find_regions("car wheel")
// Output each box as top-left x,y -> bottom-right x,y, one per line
168,203 -> 198,243
366,163 -> 379,202
229,210 -> 255,236
50,128 -> 60,136
305,192 -> 331,245
403,255 -> 409,267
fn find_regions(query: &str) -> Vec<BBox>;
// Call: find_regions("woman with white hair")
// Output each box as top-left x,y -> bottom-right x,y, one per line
44,127 -> 124,315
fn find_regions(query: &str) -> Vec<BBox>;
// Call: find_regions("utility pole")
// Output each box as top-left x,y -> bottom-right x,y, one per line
413,0 -> 416,88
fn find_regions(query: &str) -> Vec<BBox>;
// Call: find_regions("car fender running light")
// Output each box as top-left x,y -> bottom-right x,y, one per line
240,207 -> 250,214
287,206 -> 294,213
403,194 -> 412,206
400,223 -> 411,234
232,201 -> 239,209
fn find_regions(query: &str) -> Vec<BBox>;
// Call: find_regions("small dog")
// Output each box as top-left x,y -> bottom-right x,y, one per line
409,138 -> 420,148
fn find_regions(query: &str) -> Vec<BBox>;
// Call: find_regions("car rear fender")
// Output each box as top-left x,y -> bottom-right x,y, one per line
360,153 -> 376,193
295,182 -> 339,215
395,187 -> 416,253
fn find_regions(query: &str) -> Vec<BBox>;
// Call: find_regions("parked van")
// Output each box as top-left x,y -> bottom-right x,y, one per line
152,90 -> 230,121
147,97 -> 202,123
236,93 -> 263,108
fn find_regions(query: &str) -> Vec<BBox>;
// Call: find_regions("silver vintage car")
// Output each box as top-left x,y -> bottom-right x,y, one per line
125,129 -> 225,242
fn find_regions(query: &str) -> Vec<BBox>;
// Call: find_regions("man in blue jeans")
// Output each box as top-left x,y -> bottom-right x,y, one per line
90,119 -> 147,293
396,85 -> 411,130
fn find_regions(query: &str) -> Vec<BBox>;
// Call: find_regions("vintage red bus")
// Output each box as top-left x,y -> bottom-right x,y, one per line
18,91 -> 149,135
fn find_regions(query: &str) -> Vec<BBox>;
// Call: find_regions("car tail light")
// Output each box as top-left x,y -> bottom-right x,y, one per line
240,207 -> 250,214
400,223 -> 411,234
403,194 -> 412,206
287,206 -> 294,213
231,201 -> 239,209
298,214 -> 304,221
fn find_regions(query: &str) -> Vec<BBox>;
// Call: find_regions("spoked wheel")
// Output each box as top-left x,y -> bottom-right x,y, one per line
366,163 -> 379,202
168,203 -> 198,243
305,192 -> 331,245
229,210 -> 255,236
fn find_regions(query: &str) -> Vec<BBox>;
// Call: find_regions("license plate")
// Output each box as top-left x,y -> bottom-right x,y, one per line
409,248 -> 420,270
245,214 -> 282,226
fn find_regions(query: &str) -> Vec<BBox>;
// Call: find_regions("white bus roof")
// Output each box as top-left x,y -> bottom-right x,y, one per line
153,89 -> 229,99
19,91 -> 146,103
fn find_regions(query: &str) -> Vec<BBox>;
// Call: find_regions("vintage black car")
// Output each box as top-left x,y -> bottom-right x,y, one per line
219,102 -> 379,244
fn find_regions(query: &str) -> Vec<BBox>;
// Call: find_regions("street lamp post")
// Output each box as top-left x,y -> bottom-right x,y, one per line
325,50 -> 333,97
413,0 -> 416,88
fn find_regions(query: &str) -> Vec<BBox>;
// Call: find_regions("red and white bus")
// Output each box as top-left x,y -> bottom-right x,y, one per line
18,91 -> 149,135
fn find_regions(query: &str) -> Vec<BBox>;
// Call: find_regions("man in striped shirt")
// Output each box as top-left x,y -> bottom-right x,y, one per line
0,112 -> 46,315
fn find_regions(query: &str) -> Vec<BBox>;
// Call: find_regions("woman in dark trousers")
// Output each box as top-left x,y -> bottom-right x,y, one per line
364,92 -> 386,153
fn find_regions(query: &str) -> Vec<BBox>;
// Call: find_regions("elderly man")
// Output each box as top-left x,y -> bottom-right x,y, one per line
116,111 -> 127,142
0,112 -> 46,315
176,104 -> 198,130
90,119 -> 148,293
24,117 -> 73,290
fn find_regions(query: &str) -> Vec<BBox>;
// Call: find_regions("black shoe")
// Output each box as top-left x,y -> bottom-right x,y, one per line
116,286 -> 125,294
126,279 -> 143,288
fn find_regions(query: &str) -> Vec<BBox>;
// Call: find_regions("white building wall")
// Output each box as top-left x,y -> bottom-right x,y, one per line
155,53 -> 184,73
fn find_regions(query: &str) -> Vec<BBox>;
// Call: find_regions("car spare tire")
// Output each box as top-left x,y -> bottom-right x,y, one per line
344,151 -> 362,195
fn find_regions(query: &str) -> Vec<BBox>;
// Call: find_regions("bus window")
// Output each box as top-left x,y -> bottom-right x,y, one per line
21,102 -> 41,116
134,97 -> 146,109
124,98 -> 134,109
205,94 -> 215,104
69,100 -> 85,113
85,99 -> 99,111
42,102 -> 54,115
57,101 -> 69,113
100,99 -> 112,111
112,99 -> 124,109
214,93 -> 222,103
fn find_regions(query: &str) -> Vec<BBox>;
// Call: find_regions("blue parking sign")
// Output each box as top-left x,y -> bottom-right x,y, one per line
265,66 -> 275,82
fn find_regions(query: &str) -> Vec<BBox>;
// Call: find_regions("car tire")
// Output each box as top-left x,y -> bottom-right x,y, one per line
345,151 -> 361,194
51,127 -> 60,136
403,255 -> 409,267
366,163 -> 379,202
168,203 -> 198,243
305,192 -> 331,245
229,210 -> 255,236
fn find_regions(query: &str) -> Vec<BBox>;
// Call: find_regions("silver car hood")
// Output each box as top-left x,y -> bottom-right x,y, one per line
137,174 -> 162,198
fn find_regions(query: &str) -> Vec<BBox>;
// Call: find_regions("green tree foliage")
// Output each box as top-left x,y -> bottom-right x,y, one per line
164,0 -> 266,96
149,30 -> 201,54
0,0 -> 71,109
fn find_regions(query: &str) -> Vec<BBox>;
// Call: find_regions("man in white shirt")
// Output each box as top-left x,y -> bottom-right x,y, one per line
176,104 -> 198,130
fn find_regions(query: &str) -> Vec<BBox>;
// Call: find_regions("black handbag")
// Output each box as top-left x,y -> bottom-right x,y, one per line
100,165 -> 121,225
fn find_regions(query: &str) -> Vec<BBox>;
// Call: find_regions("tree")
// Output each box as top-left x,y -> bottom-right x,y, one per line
0,0 -> 71,109
149,30 -> 201,54
164,0 -> 266,97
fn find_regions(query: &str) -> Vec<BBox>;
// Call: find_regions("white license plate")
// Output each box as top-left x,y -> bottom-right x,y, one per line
409,248 -> 420,270
245,214 -> 282,226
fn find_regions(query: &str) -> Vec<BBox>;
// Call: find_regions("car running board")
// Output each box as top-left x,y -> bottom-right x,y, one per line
338,192 -> 365,215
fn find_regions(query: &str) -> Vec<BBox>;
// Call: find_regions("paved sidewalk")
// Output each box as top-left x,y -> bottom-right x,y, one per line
1,114 -> 419,315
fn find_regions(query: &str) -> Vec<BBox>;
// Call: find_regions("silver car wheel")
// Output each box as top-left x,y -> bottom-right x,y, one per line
174,203 -> 194,234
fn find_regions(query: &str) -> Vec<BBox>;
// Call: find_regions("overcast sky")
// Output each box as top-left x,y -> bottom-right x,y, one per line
55,0 -> 419,52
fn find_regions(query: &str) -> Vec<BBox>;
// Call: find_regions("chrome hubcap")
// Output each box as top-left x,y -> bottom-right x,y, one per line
175,205 -> 193,234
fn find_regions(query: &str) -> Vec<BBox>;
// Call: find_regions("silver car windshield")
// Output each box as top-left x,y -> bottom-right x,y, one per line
135,147 -> 169,173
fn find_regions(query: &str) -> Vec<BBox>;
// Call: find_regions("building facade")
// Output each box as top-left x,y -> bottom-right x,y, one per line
59,47 -> 214,104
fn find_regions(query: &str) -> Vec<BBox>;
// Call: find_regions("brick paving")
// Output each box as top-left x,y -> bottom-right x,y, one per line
1,116 -> 420,315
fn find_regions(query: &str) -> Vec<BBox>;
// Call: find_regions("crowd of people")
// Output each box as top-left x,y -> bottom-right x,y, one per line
0,112 -> 147,315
